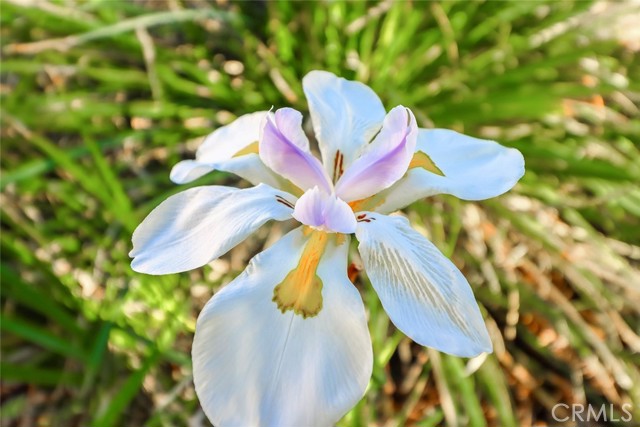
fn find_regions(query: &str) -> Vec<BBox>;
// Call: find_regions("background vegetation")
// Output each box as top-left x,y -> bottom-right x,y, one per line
1,1 -> 639,426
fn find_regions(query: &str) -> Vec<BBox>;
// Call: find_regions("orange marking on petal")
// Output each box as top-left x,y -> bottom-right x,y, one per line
348,194 -> 386,212
273,231 -> 329,318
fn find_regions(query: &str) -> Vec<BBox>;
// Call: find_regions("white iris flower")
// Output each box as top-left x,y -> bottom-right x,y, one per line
130,70 -> 524,427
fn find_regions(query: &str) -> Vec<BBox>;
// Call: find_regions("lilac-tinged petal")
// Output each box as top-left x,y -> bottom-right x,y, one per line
292,187 -> 325,228
335,106 -> 418,202
259,108 -> 332,193
303,70 -> 386,178
374,129 -> 525,213
323,194 -> 358,234
293,187 -> 357,234
273,107 -> 311,151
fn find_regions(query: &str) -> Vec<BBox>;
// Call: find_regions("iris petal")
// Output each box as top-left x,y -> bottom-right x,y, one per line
303,70 -> 386,178
374,129 -> 525,213
292,187 -> 357,234
130,184 -> 295,275
192,228 -> 372,426
356,212 -> 493,357
335,106 -> 418,202
259,108 -> 333,193
170,112 -> 280,187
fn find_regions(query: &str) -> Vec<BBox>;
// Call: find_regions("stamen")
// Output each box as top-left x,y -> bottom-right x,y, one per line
356,214 -> 376,223
332,150 -> 344,182
272,231 -> 329,318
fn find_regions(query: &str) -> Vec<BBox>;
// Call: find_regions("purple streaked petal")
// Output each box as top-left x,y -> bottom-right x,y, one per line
292,186 -> 325,227
323,193 -> 358,234
292,187 -> 357,234
259,108 -> 332,193
273,107 -> 311,151
335,106 -> 418,202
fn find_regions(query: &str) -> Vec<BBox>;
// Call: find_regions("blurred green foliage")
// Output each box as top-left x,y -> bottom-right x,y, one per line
1,1 -> 639,426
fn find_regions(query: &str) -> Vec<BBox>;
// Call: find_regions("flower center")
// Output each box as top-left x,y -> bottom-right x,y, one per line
272,229 -> 328,318
291,187 -> 358,234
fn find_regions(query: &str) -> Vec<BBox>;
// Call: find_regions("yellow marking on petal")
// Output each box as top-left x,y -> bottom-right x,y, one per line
346,152 -> 443,213
273,231 -> 328,318
409,151 -> 445,176
334,233 -> 347,247
348,193 -> 387,212
280,179 -> 304,197
232,140 -> 259,157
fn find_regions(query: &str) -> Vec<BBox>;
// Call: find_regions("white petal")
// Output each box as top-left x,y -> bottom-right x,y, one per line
356,213 -> 492,357
376,129 -> 525,213
170,155 -> 281,188
303,70 -> 386,179
198,111 -> 266,162
130,184 -> 295,275
193,228 -> 372,427
170,111 -> 281,187
335,106 -> 418,202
